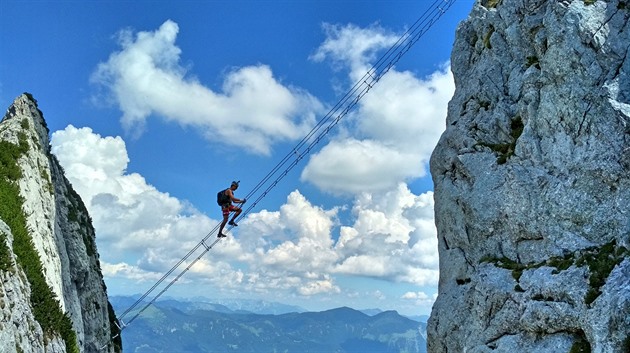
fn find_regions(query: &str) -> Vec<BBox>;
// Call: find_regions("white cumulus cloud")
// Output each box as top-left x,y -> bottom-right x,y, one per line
51,126 -> 209,266
91,19 -> 323,155
302,23 -> 454,195
333,184 -> 439,285
401,291 -> 438,308
51,126 -> 438,295
310,23 -> 400,74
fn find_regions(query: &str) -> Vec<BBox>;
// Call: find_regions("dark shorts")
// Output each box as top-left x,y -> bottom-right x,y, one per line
222,204 -> 238,216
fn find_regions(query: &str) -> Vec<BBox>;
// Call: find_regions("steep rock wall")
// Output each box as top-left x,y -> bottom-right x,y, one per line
0,94 -> 120,353
428,0 -> 629,352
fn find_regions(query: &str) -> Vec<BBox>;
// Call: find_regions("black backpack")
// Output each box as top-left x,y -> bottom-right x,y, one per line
217,189 -> 230,206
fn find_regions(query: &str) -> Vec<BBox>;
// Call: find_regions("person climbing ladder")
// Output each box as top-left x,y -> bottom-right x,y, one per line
217,180 -> 246,238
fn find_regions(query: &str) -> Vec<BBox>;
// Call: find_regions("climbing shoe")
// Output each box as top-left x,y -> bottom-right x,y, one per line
218,232 -> 227,238
229,221 -> 238,227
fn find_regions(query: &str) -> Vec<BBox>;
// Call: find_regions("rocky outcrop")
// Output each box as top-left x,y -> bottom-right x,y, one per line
0,94 -> 120,352
428,0 -> 629,352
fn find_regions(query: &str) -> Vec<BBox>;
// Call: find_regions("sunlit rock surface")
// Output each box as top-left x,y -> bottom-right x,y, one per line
428,0 -> 629,352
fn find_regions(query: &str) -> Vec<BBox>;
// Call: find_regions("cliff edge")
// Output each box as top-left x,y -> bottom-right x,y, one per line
0,94 -> 120,353
428,0 -> 629,352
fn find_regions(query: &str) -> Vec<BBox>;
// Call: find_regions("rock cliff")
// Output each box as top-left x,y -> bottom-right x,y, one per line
428,0 -> 629,352
0,94 -> 121,353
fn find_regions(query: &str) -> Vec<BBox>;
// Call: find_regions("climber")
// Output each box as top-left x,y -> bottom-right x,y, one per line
217,180 -> 246,238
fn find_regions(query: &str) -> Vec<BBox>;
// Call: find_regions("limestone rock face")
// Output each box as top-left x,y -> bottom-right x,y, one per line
0,94 -> 119,353
428,0 -> 629,352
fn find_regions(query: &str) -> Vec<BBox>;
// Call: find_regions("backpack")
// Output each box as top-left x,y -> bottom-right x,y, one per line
217,189 -> 230,206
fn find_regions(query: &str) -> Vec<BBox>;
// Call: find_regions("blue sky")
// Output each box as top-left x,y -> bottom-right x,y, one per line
1,0 -> 474,319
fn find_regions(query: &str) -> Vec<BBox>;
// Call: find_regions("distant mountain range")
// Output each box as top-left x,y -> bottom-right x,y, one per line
111,296 -> 427,353
111,295 -> 305,316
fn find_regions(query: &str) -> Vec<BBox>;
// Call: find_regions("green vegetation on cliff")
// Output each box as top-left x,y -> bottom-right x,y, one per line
0,123 -> 78,353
